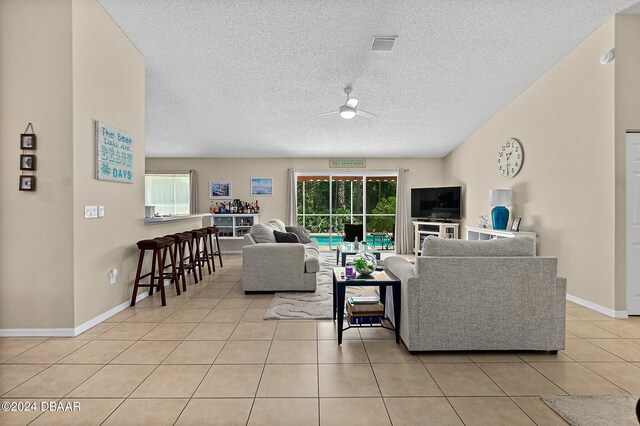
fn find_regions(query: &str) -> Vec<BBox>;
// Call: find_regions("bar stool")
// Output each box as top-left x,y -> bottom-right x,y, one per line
165,233 -> 188,292
204,226 -> 224,270
131,238 -> 168,306
180,232 -> 199,284
189,229 -> 211,279
160,235 -> 182,296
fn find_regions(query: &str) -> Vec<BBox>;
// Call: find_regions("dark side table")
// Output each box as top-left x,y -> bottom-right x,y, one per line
332,267 -> 401,345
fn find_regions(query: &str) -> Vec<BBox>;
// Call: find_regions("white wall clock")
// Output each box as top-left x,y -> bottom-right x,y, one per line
497,138 -> 523,178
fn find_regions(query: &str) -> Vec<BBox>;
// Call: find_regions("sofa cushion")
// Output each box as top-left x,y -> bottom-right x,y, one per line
268,219 -> 287,232
274,230 -> 300,243
422,236 -> 535,257
250,223 -> 277,244
285,226 -> 312,244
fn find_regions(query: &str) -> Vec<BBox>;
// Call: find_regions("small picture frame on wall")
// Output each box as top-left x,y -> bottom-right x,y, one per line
20,154 -> 36,171
20,134 -> 36,150
19,175 -> 36,191
250,177 -> 273,196
209,181 -> 232,199
510,217 -> 521,232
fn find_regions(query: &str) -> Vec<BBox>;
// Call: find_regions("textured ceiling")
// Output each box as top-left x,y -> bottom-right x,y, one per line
98,0 -> 637,158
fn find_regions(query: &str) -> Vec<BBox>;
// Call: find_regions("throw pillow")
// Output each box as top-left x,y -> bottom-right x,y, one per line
274,230 -> 300,243
285,226 -> 312,244
250,223 -> 278,244
267,219 -> 287,232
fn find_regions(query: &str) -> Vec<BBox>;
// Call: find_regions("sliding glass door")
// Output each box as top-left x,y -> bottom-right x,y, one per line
297,172 -> 397,250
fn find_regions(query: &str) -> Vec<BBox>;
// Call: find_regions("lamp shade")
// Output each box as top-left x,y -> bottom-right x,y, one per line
489,189 -> 512,207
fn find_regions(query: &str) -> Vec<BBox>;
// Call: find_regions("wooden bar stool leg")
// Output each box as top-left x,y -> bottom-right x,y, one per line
167,243 -> 181,296
187,239 -> 199,284
130,249 -> 146,306
202,234 -> 212,274
175,242 -> 187,292
215,232 -> 223,267
149,249 -> 157,296
156,247 -> 166,306
206,233 -> 216,272
194,237 -> 203,281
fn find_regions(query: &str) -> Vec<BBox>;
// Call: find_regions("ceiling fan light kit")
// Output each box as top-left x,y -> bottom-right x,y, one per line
315,86 -> 377,120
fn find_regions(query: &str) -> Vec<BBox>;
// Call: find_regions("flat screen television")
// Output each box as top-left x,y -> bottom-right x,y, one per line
411,186 -> 462,220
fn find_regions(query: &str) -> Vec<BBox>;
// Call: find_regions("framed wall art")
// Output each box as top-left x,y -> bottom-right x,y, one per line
209,181 -> 232,199
250,177 -> 273,196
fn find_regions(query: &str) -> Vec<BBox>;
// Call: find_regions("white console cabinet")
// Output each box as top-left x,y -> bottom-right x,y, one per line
413,221 -> 459,255
466,226 -> 537,254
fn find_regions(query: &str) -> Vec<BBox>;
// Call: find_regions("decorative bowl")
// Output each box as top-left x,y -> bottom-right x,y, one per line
354,251 -> 377,276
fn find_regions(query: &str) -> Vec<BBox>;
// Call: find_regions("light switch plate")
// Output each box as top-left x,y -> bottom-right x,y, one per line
85,205 -> 98,219
98,206 -> 105,217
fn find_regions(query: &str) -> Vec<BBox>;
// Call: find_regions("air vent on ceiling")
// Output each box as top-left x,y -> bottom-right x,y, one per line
371,36 -> 397,52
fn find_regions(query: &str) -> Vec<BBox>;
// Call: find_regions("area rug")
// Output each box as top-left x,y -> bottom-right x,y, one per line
541,395 -> 639,426
264,254 -> 377,320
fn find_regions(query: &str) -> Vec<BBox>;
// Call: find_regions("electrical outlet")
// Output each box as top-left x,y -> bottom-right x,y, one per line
98,206 -> 105,217
109,268 -> 117,285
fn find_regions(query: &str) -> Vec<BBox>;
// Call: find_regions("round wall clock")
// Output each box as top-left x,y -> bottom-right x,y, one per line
497,138 -> 523,178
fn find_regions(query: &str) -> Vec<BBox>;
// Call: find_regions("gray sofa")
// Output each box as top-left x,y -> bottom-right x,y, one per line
384,236 -> 566,352
242,219 -> 319,292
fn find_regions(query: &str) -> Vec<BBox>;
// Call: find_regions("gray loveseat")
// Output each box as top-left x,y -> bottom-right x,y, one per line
242,219 -> 320,292
384,236 -> 566,352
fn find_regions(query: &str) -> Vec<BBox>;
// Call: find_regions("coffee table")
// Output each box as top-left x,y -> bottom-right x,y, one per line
332,267 -> 401,345
335,242 -> 381,266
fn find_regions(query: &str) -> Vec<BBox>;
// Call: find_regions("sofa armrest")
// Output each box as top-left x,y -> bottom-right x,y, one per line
555,276 -> 567,350
243,234 -> 257,246
243,243 -> 305,267
384,256 -> 417,282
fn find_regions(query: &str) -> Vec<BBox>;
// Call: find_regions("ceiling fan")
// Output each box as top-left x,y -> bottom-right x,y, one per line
315,87 -> 377,120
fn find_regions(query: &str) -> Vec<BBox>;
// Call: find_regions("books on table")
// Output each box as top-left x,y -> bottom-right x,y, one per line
348,296 -> 380,304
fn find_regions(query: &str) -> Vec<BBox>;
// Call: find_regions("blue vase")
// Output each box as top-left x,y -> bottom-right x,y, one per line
491,206 -> 509,230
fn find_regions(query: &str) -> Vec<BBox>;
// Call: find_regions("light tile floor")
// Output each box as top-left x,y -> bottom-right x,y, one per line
2,254 -> 640,425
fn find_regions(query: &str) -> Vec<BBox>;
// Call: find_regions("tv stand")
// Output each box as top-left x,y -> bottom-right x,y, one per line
412,221 -> 459,255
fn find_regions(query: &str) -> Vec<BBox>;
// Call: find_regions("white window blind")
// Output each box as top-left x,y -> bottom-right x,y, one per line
145,172 -> 191,216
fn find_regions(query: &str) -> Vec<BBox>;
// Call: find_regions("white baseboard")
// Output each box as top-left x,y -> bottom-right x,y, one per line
0,291 -> 151,337
566,294 -> 628,319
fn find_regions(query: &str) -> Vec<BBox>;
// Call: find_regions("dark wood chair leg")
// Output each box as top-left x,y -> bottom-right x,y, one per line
156,247 -> 166,306
194,237 -> 203,281
202,234 -> 212,274
130,249 -> 146,306
215,232 -> 223,267
167,243 -> 180,296
175,242 -> 187,292
186,240 -> 198,284
149,249 -> 157,296
207,233 -> 216,272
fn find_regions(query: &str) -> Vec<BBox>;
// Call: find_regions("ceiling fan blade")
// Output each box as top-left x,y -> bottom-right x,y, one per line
314,111 -> 340,117
356,110 -> 377,118
346,98 -> 359,108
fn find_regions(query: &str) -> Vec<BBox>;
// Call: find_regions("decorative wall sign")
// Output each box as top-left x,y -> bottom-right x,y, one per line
95,121 -> 134,183
330,159 -> 366,168
19,175 -> 36,191
250,177 -> 273,196
209,181 -> 232,199
20,154 -> 36,171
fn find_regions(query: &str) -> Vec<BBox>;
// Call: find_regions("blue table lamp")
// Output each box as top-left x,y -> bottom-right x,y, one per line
490,189 -> 512,230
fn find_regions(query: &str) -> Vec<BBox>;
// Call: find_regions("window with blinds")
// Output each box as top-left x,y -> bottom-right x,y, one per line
144,172 -> 191,216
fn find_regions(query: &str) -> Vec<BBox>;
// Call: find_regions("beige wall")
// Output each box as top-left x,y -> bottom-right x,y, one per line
146,157 -> 445,251
614,15 -> 640,310
0,0 -> 75,329
0,0 -> 199,331
444,18 -> 618,310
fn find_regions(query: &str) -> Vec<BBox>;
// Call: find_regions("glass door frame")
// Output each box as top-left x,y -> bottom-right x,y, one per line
296,169 -> 398,248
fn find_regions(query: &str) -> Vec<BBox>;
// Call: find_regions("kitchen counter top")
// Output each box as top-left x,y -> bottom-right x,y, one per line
144,213 -> 210,225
